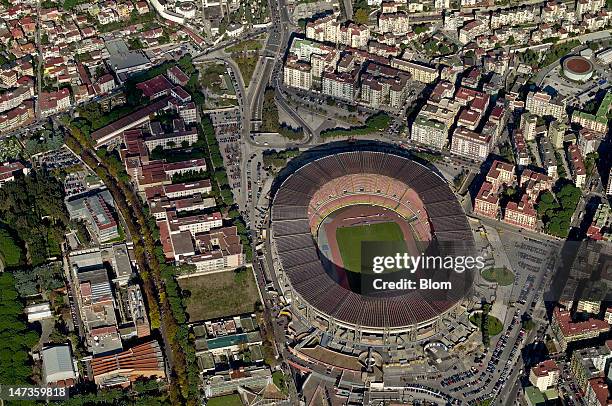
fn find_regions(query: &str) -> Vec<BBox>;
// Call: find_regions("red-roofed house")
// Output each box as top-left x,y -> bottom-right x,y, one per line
39,88 -> 71,117
0,161 -> 28,186
167,66 -> 190,86
136,75 -> 173,100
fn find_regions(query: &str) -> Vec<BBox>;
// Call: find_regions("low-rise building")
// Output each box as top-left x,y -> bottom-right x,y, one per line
90,341 -> 166,388
0,161 -> 28,186
42,344 -> 77,387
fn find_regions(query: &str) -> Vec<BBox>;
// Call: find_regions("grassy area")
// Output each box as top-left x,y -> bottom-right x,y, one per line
481,268 -> 515,286
0,227 -> 23,267
470,313 -> 503,336
179,268 -> 260,322
233,55 -> 259,88
226,39 -> 263,53
336,222 -> 404,273
272,371 -> 288,395
207,394 -> 244,406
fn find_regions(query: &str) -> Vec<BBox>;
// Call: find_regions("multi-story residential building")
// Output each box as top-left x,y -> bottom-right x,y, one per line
504,194 -> 537,230
549,120 -> 567,149
577,300 -> 602,314
571,344 -> 612,391
529,360 -> 560,392
474,182 -> 499,219
419,103 -> 458,128
359,64 -> 409,110
322,70 -> 358,102
390,58 -> 439,84
521,112 -> 538,141
568,144 -> 587,189
578,128 -> 602,155
520,169 -> 554,201
538,136 -> 558,178
486,160 -> 516,191
572,92 -> 611,134
411,115 -> 448,149
378,12 -> 410,34
576,0 -> 605,18
39,88 -> 71,117
459,20 -> 488,44
283,56 -> 312,90
526,91 -> 566,121
0,101 -> 35,133
0,83 -> 34,113
513,131 -> 530,166
552,308 -> 609,350
489,5 -> 536,29
305,16 -> 369,48
585,377 -> 612,406
450,127 -> 491,161
541,1 -> 568,23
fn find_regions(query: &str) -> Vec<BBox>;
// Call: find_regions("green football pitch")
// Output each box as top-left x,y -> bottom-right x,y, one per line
336,221 -> 404,273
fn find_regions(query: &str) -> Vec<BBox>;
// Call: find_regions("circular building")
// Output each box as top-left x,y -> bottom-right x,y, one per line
269,149 -> 475,344
562,56 -> 594,82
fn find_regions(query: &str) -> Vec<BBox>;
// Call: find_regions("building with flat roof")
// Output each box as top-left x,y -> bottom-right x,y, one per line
411,115 -> 448,149
66,189 -> 119,242
66,189 -> 119,243
106,39 -> 152,79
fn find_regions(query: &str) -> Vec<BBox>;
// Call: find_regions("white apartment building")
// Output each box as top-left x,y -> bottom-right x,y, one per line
411,115 -> 449,149
322,71 -> 357,101
451,127 -> 492,161
283,58 -> 313,90
529,360 -> 560,392
526,91 -> 566,121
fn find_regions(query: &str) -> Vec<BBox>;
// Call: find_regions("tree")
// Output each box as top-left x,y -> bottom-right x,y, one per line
354,8 -> 370,24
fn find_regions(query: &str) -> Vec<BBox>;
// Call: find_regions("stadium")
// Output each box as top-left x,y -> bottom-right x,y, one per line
269,149 -> 475,344
562,55 -> 594,82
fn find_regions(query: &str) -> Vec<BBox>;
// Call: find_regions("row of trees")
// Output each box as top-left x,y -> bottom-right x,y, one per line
0,273 -> 40,385
65,126 -> 198,404
320,112 -> 391,138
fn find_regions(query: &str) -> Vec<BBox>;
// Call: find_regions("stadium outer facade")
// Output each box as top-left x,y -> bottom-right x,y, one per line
269,150 -> 475,344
